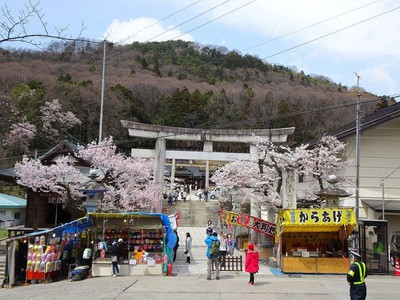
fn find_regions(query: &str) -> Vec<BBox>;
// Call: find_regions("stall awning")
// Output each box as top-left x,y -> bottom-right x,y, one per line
275,208 -> 357,242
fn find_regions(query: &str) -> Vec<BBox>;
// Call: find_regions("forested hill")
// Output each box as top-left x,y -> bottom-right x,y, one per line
0,40 -> 390,157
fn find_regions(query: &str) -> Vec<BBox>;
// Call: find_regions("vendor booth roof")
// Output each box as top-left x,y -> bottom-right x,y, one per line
88,212 -> 163,230
275,208 -> 356,242
8,212 -> 176,251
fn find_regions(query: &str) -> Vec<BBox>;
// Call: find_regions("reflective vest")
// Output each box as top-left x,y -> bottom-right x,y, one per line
348,262 -> 366,285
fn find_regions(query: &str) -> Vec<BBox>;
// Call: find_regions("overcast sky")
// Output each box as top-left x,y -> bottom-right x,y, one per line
2,0 -> 400,97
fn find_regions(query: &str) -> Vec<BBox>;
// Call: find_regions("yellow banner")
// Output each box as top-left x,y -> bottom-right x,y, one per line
279,208 -> 356,226
275,208 -> 357,242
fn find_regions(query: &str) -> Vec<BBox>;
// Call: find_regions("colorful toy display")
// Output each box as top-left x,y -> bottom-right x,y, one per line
26,236 -> 62,280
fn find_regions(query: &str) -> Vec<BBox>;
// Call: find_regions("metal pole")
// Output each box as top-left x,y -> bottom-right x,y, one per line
355,73 -> 361,222
381,178 -> 385,220
99,40 -> 106,143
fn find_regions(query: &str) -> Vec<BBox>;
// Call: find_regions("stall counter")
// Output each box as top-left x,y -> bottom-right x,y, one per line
92,260 -> 162,276
281,257 -> 349,274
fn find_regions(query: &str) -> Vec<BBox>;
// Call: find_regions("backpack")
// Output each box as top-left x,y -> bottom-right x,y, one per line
210,240 -> 220,257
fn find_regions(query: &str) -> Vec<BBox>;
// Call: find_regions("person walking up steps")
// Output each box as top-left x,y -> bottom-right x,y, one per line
205,232 -> 220,280
245,243 -> 259,286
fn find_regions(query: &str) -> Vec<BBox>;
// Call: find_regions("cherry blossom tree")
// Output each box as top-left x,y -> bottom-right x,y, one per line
3,98 -> 81,154
14,136 -> 159,215
4,122 -> 37,153
211,134 -> 348,210
76,137 -> 159,211
40,99 -> 82,137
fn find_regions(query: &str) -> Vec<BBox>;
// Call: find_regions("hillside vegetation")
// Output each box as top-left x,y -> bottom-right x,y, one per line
0,40 -> 383,161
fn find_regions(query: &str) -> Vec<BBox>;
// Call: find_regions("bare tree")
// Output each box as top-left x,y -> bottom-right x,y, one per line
0,0 -> 85,47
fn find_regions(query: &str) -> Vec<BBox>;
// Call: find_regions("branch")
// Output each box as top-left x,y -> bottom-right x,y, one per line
0,0 -> 87,47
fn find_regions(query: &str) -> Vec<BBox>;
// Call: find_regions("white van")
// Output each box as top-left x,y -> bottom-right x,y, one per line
210,187 -> 221,199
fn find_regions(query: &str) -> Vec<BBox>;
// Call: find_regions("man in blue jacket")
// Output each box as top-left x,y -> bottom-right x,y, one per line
205,232 -> 220,280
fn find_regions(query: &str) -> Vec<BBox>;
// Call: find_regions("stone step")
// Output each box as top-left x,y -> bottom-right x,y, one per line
162,200 -> 220,227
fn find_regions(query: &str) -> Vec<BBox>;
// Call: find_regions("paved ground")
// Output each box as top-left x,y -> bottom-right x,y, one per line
1,227 -> 400,299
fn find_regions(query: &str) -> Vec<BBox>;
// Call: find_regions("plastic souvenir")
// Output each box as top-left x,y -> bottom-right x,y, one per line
39,235 -> 45,246
35,261 -> 40,272
46,261 -> 51,272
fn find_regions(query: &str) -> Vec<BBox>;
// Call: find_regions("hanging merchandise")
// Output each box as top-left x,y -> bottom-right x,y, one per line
26,237 -> 62,281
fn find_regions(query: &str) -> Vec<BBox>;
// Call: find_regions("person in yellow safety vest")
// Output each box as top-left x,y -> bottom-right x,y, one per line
347,250 -> 367,300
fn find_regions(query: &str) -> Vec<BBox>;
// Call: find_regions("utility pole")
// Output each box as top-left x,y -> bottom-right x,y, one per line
99,40 -> 107,143
380,178 -> 385,220
354,72 -> 361,222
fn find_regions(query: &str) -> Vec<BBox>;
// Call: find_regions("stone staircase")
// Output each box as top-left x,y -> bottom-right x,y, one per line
162,199 -> 220,227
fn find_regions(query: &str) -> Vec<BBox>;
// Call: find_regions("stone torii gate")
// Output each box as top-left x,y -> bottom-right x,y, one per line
121,120 -> 295,212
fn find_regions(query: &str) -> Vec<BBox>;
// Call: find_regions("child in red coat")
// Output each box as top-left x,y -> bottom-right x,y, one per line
245,243 -> 259,286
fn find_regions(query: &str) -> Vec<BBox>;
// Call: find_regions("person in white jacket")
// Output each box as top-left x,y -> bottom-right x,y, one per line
185,232 -> 192,264
219,232 -> 228,267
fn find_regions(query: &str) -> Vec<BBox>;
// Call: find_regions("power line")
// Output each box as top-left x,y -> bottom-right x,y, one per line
170,0 -> 256,41
147,0 -> 232,42
106,0 -> 236,61
115,0 -> 204,45
262,5 -> 400,59
242,0 -> 382,53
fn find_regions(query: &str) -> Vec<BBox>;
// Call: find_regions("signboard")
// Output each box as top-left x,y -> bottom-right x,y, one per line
221,210 -> 275,236
275,208 -> 357,242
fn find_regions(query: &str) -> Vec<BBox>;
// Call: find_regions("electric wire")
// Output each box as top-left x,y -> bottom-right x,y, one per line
242,0 -> 382,53
263,5 -> 400,59
114,0 -> 204,45
99,1 -> 398,109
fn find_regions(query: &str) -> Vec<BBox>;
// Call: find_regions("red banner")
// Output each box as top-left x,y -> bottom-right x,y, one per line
221,210 -> 275,236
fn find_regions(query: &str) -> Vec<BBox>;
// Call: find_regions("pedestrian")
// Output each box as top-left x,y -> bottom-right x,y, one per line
173,230 -> 179,262
205,232 -> 220,280
245,243 -> 259,286
168,193 -> 173,207
111,238 -> 123,277
347,251 -> 367,300
227,233 -> 235,257
203,189 -> 209,201
173,190 -> 179,202
196,188 -> 203,200
219,232 -> 228,267
206,220 -> 214,236
185,232 -> 192,264
182,191 -> 187,202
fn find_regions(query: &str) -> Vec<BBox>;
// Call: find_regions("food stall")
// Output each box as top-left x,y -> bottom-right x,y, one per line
275,207 -> 357,274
